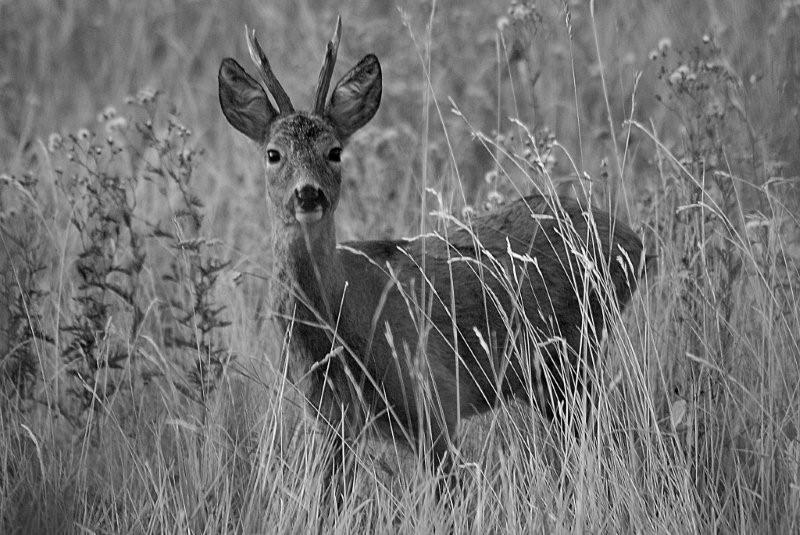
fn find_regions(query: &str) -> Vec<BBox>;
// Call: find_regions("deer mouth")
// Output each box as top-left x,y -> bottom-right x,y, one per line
293,186 -> 329,224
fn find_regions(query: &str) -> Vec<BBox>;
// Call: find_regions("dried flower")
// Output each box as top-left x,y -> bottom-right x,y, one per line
105,116 -> 128,133
48,132 -> 63,152
487,190 -> 504,205
97,105 -> 118,122
137,88 -> 157,105
668,65 -> 692,85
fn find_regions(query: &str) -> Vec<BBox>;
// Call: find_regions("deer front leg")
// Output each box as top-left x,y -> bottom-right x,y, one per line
305,361 -> 363,513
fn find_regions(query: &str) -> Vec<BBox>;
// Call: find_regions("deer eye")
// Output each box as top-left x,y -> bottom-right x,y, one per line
266,149 -> 281,164
327,147 -> 342,163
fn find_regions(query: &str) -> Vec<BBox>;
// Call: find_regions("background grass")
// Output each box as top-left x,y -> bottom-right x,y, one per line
2,0 -> 800,532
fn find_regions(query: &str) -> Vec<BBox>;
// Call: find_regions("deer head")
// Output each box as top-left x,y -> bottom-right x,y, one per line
218,17 -> 382,230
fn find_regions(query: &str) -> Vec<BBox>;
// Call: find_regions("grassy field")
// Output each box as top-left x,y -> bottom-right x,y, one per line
2,0 -> 800,532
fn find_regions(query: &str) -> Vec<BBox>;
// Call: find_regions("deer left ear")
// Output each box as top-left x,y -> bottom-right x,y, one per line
326,54 -> 381,141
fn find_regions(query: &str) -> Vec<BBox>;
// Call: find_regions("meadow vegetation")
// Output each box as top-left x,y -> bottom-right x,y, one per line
1,0 -> 800,532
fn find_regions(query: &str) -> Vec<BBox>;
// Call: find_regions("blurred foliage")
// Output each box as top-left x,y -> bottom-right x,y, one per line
1,1 -> 798,217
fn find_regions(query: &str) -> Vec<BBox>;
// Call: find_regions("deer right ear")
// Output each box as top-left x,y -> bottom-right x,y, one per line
219,58 -> 275,142
326,54 -> 382,140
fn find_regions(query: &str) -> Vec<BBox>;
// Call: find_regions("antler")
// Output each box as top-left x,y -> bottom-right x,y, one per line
312,15 -> 342,115
245,26 -> 294,114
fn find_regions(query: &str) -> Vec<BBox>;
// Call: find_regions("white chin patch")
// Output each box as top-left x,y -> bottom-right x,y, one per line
295,206 -> 324,224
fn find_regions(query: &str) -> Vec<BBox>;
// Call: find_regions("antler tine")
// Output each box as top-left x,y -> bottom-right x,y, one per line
313,15 -> 342,115
245,25 -> 294,114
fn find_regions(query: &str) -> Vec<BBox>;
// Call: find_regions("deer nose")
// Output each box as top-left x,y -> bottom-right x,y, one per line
295,184 -> 321,204
292,184 -> 328,225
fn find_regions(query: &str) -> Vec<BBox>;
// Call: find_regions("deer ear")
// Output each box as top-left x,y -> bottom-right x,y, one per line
326,54 -> 381,140
219,58 -> 276,142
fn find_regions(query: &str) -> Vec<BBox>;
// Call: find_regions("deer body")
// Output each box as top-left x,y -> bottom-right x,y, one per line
270,177 -> 644,466
219,20 -> 646,480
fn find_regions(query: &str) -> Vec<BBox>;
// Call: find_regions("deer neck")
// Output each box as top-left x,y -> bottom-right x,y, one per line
270,219 -> 345,324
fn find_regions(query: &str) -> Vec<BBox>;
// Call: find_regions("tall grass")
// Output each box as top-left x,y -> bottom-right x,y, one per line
1,0 -> 799,532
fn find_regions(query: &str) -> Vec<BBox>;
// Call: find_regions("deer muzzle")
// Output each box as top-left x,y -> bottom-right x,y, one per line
293,184 -> 328,224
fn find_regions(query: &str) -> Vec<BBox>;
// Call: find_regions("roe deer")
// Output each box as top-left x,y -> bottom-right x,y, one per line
218,18 -> 648,495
